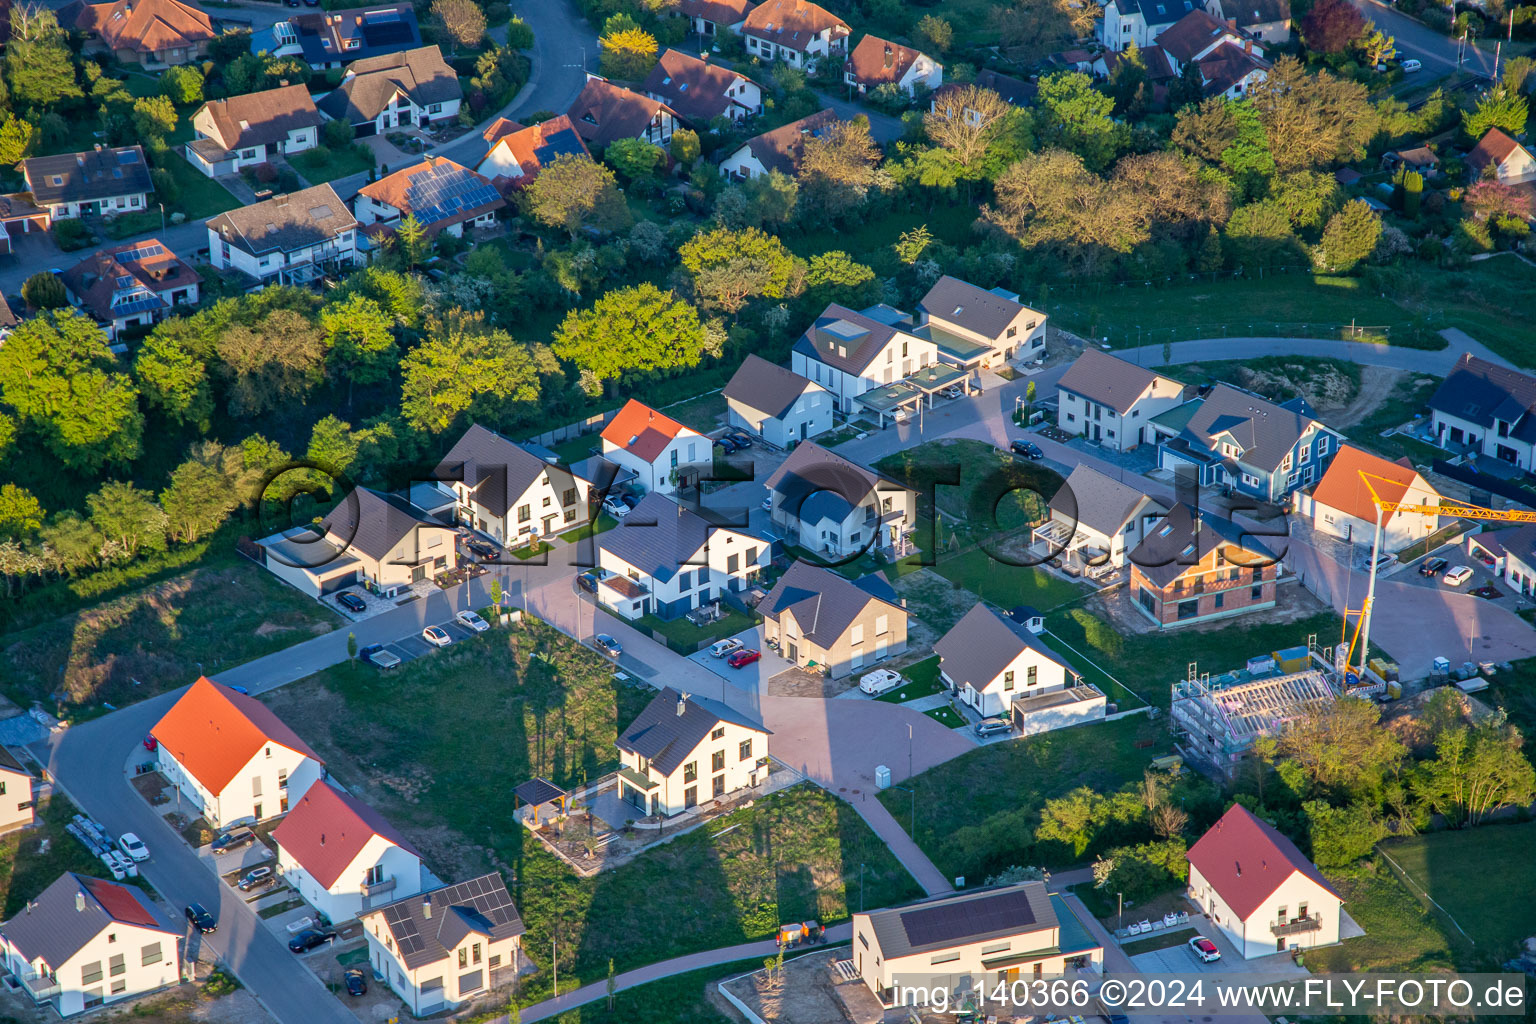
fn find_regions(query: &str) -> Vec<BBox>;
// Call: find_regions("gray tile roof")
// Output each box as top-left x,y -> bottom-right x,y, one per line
1118,0 -> 1197,26
738,108 -> 837,176
436,423 -> 580,519
791,302 -> 906,375
1173,383 -> 1329,472
1429,353 -> 1536,441
206,183 -> 356,259
2,873 -> 171,969
373,873 -> 524,971
763,442 -> 906,525
722,355 -> 822,421
617,687 -> 768,776
321,486 -> 446,561
864,881 -> 1058,960
932,604 -> 1068,693
1231,0 -> 1289,25
315,45 -> 460,123
1056,349 -> 1180,415
916,276 -> 1030,341
21,146 -> 152,206
1048,464 -> 1165,540
599,493 -> 748,584
758,561 -> 902,647
1129,502 -> 1277,589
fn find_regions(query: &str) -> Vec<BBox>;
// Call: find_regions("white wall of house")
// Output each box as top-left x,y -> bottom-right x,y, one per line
207,226 -> 359,282
323,521 -> 455,596
452,471 -> 591,545
923,304 -> 1046,366
279,835 -> 423,924
0,922 -> 179,1018
1044,502 -> 1163,568
724,77 -> 763,117
945,645 -> 1071,719
791,331 -> 941,415
598,528 -> 767,618
1059,380 -> 1185,452
43,192 -> 149,223
363,917 -> 521,1016
1490,147 -> 1536,184
476,142 -> 528,181
1187,865 -> 1341,959
1432,408 -> 1536,470
357,90 -> 461,132
1013,690 -> 1108,735
718,144 -> 769,180
1297,492 -> 1441,552
726,387 -> 833,447
354,195 -> 496,238
601,431 -> 708,495
617,720 -> 768,816
743,29 -> 846,67
158,744 -> 323,828
768,486 -> 914,561
1100,0 -> 1150,50
0,769 -> 32,833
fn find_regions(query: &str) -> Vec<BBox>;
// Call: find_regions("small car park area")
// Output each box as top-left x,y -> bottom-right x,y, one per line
686,624 -> 794,694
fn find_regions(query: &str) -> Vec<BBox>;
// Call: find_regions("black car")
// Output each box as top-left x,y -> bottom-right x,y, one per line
1420,556 -> 1449,577
288,928 -> 338,953
185,903 -> 216,933
209,828 -> 255,854
577,572 -> 599,594
619,493 -> 641,510
336,592 -> 367,613
724,429 -> 753,448
714,436 -> 739,453
344,967 -> 368,996
1010,439 -> 1045,460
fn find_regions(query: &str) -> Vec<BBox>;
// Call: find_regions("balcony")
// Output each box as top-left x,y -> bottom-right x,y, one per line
361,876 -> 397,899
1165,573 -> 1257,599
17,972 -> 60,1003
1271,914 -> 1323,937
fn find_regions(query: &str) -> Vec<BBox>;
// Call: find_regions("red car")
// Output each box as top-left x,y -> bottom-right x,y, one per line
142,735 -> 157,752
727,648 -> 761,669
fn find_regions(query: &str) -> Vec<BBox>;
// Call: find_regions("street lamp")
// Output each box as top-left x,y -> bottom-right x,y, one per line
1118,891 -> 1124,932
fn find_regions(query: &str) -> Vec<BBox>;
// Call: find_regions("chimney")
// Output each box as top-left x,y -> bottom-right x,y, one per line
75,891 -> 86,912
1235,861 -> 1242,877
883,44 -> 893,69
422,897 -> 432,919
319,833 -> 326,846
279,78 -> 289,87
1227,17 -> 1236,27
676,694 -> 688,716
1244,38 -> 1252,52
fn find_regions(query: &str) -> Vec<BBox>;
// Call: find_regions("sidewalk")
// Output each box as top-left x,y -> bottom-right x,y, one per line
853,793 -> 953,895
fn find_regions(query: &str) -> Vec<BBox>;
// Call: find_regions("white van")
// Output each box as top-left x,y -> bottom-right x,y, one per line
859,669 -> 903,695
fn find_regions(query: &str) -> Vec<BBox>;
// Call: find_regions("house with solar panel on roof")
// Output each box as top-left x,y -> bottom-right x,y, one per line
206,183 -> 359,285
256,3 -> 422,70
476,115 -> 590,192
596,493 -> 767,620
60,239 -> 200,341
354,157 -> 505,241
19,146 -> 152,224
0,873 -> 181,1017
361,873 -> 525,1015
616,688 -> 770,816
851,881 -> 1103,1007
274,779 -> 429,924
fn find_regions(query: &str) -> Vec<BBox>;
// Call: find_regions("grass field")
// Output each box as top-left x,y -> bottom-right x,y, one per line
1038,628 -> 1146,709
877,439 -> 1067,536
933,549 -> 1090,613
295,144 -> 375,184
537,956 -> 753,1021
1308,859 -> 1458,973
784,205 -> 979,262
875,654 -> 943,703
265,620 -> 919,986
0,794 -> 140,918
878,715 -> 1171,882
159,153 -> 239,219
0,559 -> 339,711
1044,608 -> 1344,707
1374,821 -> 1536,964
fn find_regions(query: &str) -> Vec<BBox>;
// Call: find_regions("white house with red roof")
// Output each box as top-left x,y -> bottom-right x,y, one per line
1187,804 -> 1343,959
150,677 -> 325,828
0,872 -> 181,1017
274,779 -> 426,924
1296,445 -> 1442,552
600,399 -> 710,495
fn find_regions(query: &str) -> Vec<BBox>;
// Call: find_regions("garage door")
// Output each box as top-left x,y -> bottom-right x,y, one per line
319,570 -> 360,595
354,120 -> 377,137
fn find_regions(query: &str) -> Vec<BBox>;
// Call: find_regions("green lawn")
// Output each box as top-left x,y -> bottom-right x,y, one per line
933,549 -> 1090,613
784,204 -> 978,262
1307,858 -> 1459,973
1374,821 -> 1536,964
659,390 -> 727,434
1049,262 -> 1536,367
294,143 -> 376,184
265,620 -> 920,987
1120,927 -> 1198,956
925,704 -> 965,728
0,556 -> 340,712
549,433 -> 601,466
876,438 -> 1067,535
1482,658 -> 1536,738
158,153 -> 239,219
878,715 -> 1172,882
537,957 -> 752,1022
640,606 -> 759,653
559,514 -> 619,542
875,654 -> 943,703
1038,628 -> 1146,710
1044,608 -> 1345,708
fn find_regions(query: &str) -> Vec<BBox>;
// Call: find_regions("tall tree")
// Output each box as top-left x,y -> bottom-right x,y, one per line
0,309 -> 143,471
1278,697 -> 1406,799
399,310 -> 548,433
980,149 -> 1147,276
522,154 -> 632,238
914,14 -> 954,53
1251,58 -> 1376,171
1465,88 -> 1529,142
1316,199 -> 1382,272
160,447 -> 240,543
134,329 -> 213,429
5,4 -> 79,108
1300,0 -> 1368,53
599,16 -> 658,80
0,484 -> 43,539
796,118 -> 882,222
552,284 -> 705,393
214,308 -> 325,417
20,271 -> 65,310
1415,718 -> 1536,827
1034,72 -> 1127,171
430,0 -> 486,53
306,415 -> 361,478
923,85 -> 1014,178
319,293 -> 398,406
677,226 -> 800,313
87,481 -> 168,557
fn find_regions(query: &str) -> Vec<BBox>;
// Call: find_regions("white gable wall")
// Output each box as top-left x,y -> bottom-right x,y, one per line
279,833 -> 423,924
158,744 -> 323,829
1187,864 -> 1341,959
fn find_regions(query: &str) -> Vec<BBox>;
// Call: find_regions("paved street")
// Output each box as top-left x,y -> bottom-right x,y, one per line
1349,0 -> 1497,78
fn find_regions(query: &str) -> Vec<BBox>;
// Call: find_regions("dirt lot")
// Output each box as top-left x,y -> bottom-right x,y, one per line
716,947 -> 881,1024
768,666 -> 856,698
1328,366 -> 1405,430
1093,576 -> 1333,637
892,569 -> 973,649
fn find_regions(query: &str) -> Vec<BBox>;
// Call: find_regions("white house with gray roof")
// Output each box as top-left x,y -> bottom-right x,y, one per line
763,442 -> 916,561
1151,383 -> 1343,502
0,873 -> 180,1017
1099,0 -> 1200,50
1033,464 -> 1167,573
851,882 -> 1103,1007
616,687 -> 770,816
316,45 -> 462,134
758,561 -> 907,678
790,302 -> 945,418
206,183 -> 358,284
436,423 -> 591,544
596,493 -> 767,621
360,873 -> 525,1016
1427,353 -> 1536,472
1056,349 -> 1186,451
914,276 -> 1047,372
934,604 -> 1105,728
722,354 -> 834,447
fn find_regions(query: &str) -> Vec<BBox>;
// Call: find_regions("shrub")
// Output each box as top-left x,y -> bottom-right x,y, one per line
322,119 -> 354,149
53,219 -> 93,251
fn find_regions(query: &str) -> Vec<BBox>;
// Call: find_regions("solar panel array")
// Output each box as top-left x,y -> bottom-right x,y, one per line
405,163 -> 498,226
532,129 -> 587,166
380,874 -> 521,967
900,889 -> 1038,948
117,243 -> 164,263
112,295 -> 165,316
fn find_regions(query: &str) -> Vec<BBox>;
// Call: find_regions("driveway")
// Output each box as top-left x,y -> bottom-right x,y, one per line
685,624 -> 793,695
810,89 -> 906,144
1348,0 -> 1496,78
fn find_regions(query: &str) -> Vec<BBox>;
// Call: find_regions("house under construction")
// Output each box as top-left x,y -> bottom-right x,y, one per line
1170,648 -> 1340,777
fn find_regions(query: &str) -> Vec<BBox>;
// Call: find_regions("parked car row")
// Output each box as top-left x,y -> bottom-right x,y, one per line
714,428 -> 755,454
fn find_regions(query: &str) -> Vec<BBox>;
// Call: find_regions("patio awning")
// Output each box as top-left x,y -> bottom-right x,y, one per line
617,766 -> 658,791
980,944 -> 1061,969
514,778 -> 567,808
856,383 -> 925,414
902,363 -> 970,393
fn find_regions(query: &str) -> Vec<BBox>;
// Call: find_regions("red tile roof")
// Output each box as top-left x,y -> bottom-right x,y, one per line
273,780 -> 419,889
1468,127 -> 1528,175
567,77 -> 676,149
481,114 -> 590,187
743,0 -> 848,51
150,677 -> 322,796
482,117 -> 524,145
845,34 -> 925,86
1187,804 -> 1341,920
72,0 -> 215,54
81,876 -> 160,928
677,0 -> 756,26
601,399 -> 696,462
1310,445 -> 1428,525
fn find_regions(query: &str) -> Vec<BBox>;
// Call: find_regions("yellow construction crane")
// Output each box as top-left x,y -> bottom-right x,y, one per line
1342,470 -> 1536,680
